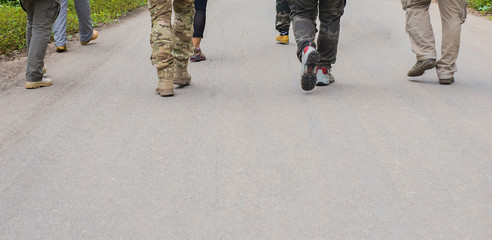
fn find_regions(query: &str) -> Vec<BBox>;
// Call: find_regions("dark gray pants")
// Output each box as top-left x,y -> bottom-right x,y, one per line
290,0 -> 346,67
20,0 -> 60,82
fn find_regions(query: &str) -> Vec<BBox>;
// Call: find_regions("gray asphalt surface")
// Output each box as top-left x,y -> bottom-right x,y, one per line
1,0 -> 492,239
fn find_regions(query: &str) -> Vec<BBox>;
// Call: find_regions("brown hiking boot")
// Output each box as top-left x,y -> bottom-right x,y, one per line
407,59 -> 436,77
156,69 -> 174,97
174,61 -> 191,87
81,30 -> 98,45
174,70 -> 191,87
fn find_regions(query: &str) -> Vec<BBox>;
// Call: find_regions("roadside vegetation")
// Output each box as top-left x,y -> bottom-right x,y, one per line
469,0 -> 492,17
1,0 -> 491,56
0,0 -> 146,55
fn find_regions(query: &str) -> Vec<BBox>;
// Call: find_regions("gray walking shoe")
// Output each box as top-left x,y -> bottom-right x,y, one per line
190,48 -> 206,62
407,59 -> 436,77
300,45 -> 319,91
316,67 -> 335,86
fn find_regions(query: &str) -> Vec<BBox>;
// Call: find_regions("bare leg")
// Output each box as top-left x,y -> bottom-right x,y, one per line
192,37 -> 202,49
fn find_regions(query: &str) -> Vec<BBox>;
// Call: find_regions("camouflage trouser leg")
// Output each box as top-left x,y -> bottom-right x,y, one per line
173,0 -> 195,70
290,0 -> 346,67
276,0 -> 291,33
148,0 -> 194,73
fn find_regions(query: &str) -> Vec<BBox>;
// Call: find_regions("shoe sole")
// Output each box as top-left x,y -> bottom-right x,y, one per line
81,30 -> 98,45
174,78 -> 191,87
25,82 -> 53,89
407,61 -> 437,77
301,51 -> 320,91
439,78 -> 454,85
190,58 -> 206,62
157,90 -> 174,97
316,79 -> 335,86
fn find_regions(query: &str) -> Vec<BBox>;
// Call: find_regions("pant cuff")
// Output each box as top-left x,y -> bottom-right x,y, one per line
417,55 -> 437,61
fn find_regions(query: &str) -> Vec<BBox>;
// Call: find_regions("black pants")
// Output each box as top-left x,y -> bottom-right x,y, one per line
193,0 -> 207,38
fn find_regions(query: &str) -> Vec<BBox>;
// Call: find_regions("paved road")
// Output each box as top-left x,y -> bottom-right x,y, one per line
1,0 -> 492,239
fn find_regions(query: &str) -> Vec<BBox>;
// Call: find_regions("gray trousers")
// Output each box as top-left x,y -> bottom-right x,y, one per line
53,0 -> 93,46
20,0 -> 60,82
290,0 -> 346,67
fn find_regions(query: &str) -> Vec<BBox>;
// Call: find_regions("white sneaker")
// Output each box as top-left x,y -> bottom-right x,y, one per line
300,45 -> 319,91
316,67 -> 335,86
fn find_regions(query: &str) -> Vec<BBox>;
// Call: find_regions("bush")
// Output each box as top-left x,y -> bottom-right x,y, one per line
0,5 -> 26,55
468,0 -> 492,14
0,0 -> 146,55
0,0 -> 19,6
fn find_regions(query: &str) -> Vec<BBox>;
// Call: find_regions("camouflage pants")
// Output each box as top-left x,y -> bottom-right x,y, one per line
148,0 -> 194,73
290,0 -> 346,67
276,0 -> 291,33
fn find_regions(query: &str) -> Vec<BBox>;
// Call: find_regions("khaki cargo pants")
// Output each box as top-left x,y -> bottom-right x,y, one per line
402,0 -> 467,79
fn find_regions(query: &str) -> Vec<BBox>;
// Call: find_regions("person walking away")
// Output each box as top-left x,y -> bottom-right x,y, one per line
402,0 -> 467,84
53,0 -> 98,52
275,0 -> 291,44
20,0 -> 60,89
290,0 -> 346,91
149,0 -> 195,97
190,0 -> 207,62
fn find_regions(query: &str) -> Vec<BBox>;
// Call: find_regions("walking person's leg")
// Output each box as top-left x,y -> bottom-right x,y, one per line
172,0 -> 195,86
149,0 -> 175,96
75,0 -> 98,44
191,0 -> 207,62
435,0 -> 467,84
53,0 -> 68,51
275,0 -> 291,44
402,0 -> 437,77
316,0 -> 345,86
290,0 -> 319,91
21,0 -> 60,88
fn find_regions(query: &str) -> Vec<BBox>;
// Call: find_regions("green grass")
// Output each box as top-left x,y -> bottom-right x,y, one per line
0,4 -> 26,55
0,0 -> 146,55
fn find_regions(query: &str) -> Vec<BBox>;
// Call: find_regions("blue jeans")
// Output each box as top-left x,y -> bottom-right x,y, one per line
53,0 -> 94,46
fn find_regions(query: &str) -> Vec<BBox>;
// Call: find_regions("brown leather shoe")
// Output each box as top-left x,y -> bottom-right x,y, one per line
81,30 -> 98,45
55,45 -> 67,52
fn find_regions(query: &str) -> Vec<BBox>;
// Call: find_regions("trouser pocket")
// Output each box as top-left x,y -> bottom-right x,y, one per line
50,0 -> 61,22
460,0 -> 467,23
401,0 -> 410,10
338,0 -> 347,15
